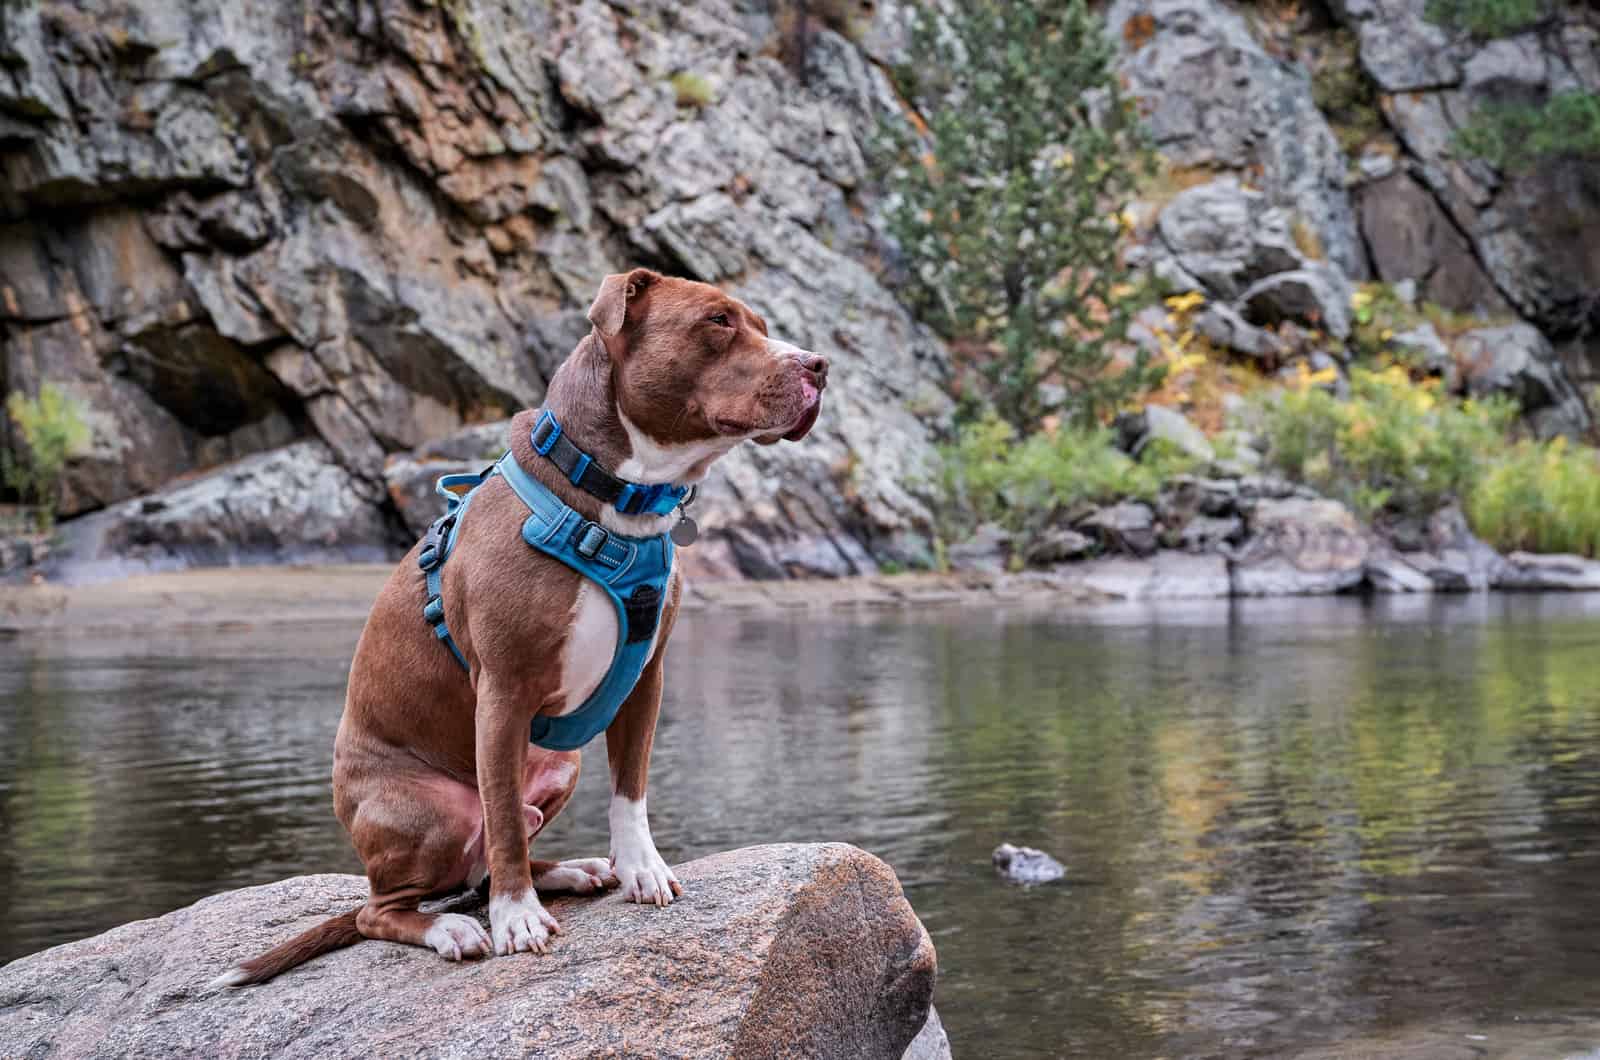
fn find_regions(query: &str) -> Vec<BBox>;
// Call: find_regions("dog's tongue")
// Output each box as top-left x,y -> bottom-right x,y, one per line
782,399 -> 821,442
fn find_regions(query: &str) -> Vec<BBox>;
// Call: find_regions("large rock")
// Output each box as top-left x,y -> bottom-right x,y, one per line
1109,0 -> 1366,280
1356,167 -> 1509,315
1,0 -> 950,579
1231,497 -> 1370,595
1151,178 -> 1309,299
1455,323 -> 1591,438
1067,550 -> 1232,599
0,843 -> 940,1060
47,442 -> 398,582
1495,552 -> 1600,591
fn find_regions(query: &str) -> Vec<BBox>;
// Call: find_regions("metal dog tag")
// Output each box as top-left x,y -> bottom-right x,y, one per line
670,515 -> 699,546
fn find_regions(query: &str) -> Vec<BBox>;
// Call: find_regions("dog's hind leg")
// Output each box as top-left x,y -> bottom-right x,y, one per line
341,767 -> 494,961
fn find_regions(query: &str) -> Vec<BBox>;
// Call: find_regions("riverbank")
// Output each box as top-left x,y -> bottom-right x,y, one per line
0,565 -> 1110,637
9,545 -> 1600,638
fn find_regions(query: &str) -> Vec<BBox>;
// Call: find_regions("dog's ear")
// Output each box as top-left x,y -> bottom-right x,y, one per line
587,268 -> 661,340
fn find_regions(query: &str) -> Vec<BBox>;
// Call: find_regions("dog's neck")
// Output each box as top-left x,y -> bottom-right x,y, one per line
509,332 -> 727,539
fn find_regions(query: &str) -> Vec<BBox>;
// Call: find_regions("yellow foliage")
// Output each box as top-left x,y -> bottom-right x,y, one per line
1164,291 -> 1206,314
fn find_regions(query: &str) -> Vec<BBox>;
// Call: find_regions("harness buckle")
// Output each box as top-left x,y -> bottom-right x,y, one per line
574,522 -> 610,560
532,410 -> 562,456
422,596 -> 446,624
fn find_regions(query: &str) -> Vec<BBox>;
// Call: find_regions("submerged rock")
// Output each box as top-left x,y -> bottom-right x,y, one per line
0,843 -> 940,1060
992,843 -> 1066,885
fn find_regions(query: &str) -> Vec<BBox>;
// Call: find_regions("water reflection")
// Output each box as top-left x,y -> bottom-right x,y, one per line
4,595 -> 1600,1057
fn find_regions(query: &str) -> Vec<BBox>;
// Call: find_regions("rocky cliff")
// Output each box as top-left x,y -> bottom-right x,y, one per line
2,0 -> 948,580
0,842 -> 947,1059
3,0 -> 1596,580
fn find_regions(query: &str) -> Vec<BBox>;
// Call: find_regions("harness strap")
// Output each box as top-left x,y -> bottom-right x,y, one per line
417,467 -> 493,670
414,444 -> 674,751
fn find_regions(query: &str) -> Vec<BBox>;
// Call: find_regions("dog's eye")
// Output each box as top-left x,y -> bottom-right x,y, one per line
707,313 -> 732,328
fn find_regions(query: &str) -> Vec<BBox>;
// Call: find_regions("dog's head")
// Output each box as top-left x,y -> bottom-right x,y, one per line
587,269 -> 827,451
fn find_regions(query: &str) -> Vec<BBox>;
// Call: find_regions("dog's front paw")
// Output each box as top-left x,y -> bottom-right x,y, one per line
489,891 -> 560,955
612,847 -> 683,908
424,913 -> 492,961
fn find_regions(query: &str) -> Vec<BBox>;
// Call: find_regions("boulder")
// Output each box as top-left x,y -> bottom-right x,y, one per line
1194,301 -> 1286,360
1231,497 -> 1370,596
47,442 -> 399,583
991,843 -> 1065,885
1079,501 -> 1159,558
1455,323 -> 1591,438
1151,178 -> 1308,300
1495,552 -> 1600,591
1176,514 -> 1244,553
0,844 -> 939,1060
1240,267 -> 1353,340
1109,1 -> 1367,280
1390,322 -> 1453,377
946,523 -> 1012,574
1138,404 -> 1215,463
1022,527 -> 1095,567
1067,551 -> 1232,599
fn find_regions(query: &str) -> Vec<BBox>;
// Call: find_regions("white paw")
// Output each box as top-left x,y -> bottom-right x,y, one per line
423,913 -> 491,961
613,847 -> 682,907
609,795 -> 683,907
533,858 -> 617,894
489,891 -> 560,955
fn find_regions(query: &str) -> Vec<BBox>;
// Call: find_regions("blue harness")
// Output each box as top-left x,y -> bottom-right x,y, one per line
417,412 -> 680,751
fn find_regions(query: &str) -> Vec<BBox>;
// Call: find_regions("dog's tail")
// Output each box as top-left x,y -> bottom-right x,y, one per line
208,906 -> 364,989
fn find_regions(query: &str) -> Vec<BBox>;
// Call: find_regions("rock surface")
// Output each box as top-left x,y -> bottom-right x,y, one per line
1,0 -> 949,579
0,843 -> 941,1060
1231,497 -> 1371,596
1109,1 -> 1366,279
49,441 -> 397,582
991,843 -> 1066,885
1333,0 -> 1600,376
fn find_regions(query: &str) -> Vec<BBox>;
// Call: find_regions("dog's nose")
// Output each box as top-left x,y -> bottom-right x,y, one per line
798,352 -> 829,386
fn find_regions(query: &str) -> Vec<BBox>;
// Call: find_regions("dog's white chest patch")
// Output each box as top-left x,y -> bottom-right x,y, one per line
555,580 -> 619,714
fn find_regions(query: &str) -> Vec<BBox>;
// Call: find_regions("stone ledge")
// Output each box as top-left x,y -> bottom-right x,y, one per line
0,843 -> 943,1060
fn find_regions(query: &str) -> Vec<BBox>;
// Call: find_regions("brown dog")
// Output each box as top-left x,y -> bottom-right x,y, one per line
216,269 -> 827,983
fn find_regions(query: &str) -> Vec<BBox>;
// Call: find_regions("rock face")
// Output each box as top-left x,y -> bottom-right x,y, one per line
1109,0 -> 1367,279
1334,0 -> 1600,376
50,441 -> 397,582
1,0 -> 949,579
0,843 -> 942,1060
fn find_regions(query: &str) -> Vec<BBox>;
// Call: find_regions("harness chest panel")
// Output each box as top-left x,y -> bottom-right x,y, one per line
417,448 -> 674,752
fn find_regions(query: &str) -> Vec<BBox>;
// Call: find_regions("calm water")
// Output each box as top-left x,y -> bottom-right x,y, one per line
5,595 -> 1600,1057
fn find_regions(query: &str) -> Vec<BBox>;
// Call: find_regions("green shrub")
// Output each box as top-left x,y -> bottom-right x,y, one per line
1469,438 -> 1600,555
1454,92 -> 1600,169
1425,0 -> 1553,37
937,414 -> 1195,540
1256,365 -> 1517,517
3,383 -> 91,530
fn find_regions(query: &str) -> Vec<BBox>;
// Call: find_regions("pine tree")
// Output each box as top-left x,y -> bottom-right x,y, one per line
882,0 -> 1159,431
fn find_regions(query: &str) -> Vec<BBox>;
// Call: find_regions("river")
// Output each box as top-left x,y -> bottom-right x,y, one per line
4,594 -> 1600,1057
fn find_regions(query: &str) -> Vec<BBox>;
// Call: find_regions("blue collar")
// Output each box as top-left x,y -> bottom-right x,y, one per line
529,409 -> 691,518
